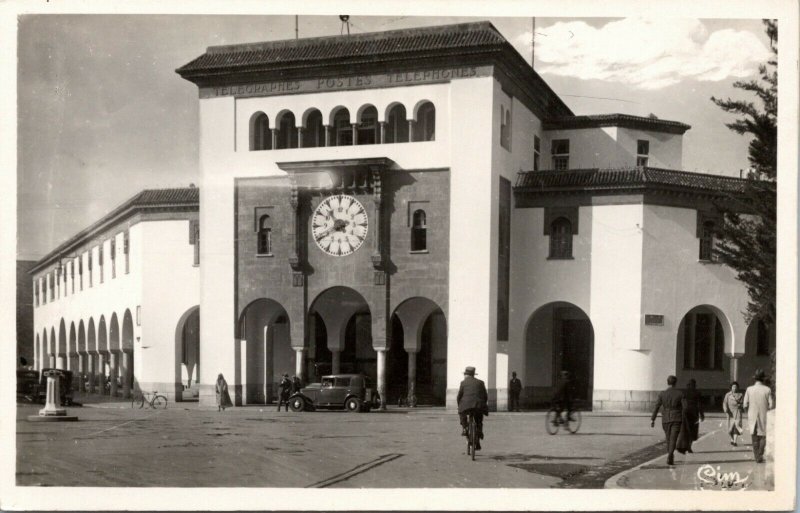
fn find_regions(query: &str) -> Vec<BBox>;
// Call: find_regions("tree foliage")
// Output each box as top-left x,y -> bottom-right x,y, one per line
710,19 -> 777,326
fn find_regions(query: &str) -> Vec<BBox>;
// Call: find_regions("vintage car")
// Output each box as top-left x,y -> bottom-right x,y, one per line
22,368 -> 75,405
289,373 -> 379,412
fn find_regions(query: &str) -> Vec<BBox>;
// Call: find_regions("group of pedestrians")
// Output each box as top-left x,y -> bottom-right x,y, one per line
213,372 -> 304,412
651,369 -> 774,465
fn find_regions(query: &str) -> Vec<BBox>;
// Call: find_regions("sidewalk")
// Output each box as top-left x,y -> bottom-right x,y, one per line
607,416 -> 771,490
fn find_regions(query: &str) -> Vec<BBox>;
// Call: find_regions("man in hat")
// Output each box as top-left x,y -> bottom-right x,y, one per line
457,366 -> 489,450
277,373 -> 292,412
651,375 -> 684,466
743,369 -> 774,463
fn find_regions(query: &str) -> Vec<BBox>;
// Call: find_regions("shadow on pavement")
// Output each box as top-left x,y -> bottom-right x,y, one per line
491,453 -> 601,462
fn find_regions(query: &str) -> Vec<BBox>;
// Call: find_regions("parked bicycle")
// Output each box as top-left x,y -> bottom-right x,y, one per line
545,406 -> 581,435
132,390 -> 168,409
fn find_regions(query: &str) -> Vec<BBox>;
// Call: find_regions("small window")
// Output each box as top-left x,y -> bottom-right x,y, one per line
88,252 -> 93,287
69,261 -> 74,292
257,215 -> 273,255
334,377 -> 351,388
552,139 -> 570,170
190,220 -> 200,266
533,135 -> 541,171
637,139 -> 650,167
549,217 -> 573,258
110,238 -> 116,278
699,220 -> 716,261
123,232 -> 130,274
321,377 -> 335,388
500,104 -> 512,151
756,319 -> 770,356
33,280 -> 38,306
411,210 -> 427,252
99,245 -> 104,284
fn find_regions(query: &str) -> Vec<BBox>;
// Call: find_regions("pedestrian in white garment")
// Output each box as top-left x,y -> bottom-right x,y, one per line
742,369 -> 774,463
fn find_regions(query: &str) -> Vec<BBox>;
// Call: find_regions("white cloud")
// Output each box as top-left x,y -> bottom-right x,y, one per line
522,18 -> 770,90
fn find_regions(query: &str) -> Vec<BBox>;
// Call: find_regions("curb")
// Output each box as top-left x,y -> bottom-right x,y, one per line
604,428 -> 719,489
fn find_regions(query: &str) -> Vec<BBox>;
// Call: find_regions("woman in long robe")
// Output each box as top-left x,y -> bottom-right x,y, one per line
722,381 -> 744,446
216,373 -> 233,412
677,379 -> 704,454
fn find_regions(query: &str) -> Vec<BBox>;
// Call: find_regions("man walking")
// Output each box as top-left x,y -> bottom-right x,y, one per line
509,371 -> 522,412
651,375 -> 684,466
743,369 -> 774,463
277,373 -> 292,412
457,366 -> 489,451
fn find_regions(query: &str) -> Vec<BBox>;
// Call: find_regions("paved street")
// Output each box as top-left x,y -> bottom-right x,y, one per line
17,400 -> 767,489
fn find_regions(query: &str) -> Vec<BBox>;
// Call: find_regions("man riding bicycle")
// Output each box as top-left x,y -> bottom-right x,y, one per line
551,370 -> 574,425
457,366 -> 489,451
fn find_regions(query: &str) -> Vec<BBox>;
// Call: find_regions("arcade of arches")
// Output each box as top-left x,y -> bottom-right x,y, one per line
33,306 -> 201,402
237,289 -> 447,407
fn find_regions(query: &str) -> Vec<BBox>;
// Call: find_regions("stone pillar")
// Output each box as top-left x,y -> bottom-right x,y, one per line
56,355 -> 66,370
379,121 -> 386,144
270,128 -> 278,150
109,353 -> 118,397
407,351 -> 418,407
331,350 -> 341,374
33,337 -> 39,371
376,349 -> 387,410
122,351 -> 131,399
78,354 -> 86,392
98,353 -> 107,395
295,349 -> 304,382
39,371 -> 66,416
297,127 -> 304,148
49,354 -> 56,369
351,124 -> 358,145
87,354 -> 95,393
324,125 -> 331,147
408,120 -> 415,142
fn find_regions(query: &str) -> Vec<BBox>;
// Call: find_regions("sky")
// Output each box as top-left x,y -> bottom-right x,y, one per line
16,15 -> 773,260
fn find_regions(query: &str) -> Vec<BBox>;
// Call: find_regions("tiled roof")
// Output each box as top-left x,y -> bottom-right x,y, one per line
32,187 -> 199,273
177,22 -> 507,75
543,114 -> 691,135
515,168 -> 748,194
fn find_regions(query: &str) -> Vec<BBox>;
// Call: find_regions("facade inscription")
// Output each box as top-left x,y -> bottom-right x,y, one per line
200,66 -> 489,99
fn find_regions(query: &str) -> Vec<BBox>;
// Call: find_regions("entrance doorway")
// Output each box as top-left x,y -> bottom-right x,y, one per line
525,302 -> 595,407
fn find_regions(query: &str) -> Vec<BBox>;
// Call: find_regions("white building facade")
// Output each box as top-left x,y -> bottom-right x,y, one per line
30,188 -> 200,401
171,21 -> 773,411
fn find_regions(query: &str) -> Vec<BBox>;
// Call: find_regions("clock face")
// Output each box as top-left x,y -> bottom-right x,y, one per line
312,195 -> 368,256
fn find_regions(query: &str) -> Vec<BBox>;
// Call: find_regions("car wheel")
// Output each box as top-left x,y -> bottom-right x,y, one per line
345,397 -> 362,412
289,397 -> 305,412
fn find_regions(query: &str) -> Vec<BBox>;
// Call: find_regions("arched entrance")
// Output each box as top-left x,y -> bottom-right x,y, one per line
121,309 -> 134,398
237,300 -> 292,404
739,318 -> 775,385
389,297 -> 447,405
676,305 -> 732,391
525,302 -> 595,407
175,306 -> 200,401
57,319 -> 67,369
97,316 -> 108,395
308,287 -> 374,382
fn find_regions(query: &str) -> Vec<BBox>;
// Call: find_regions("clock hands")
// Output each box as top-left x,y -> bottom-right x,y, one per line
315,218 -> 349,241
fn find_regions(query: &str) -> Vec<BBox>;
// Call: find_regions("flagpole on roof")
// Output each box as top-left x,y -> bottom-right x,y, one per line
295,15 -> 299,39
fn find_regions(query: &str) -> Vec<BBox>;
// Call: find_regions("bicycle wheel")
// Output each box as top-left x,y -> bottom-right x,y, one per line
469,416 -> 477,461
135,393 -> 145,409
545,409 -> 560,435
566,410 -> 582,434
152,395 -> 168,409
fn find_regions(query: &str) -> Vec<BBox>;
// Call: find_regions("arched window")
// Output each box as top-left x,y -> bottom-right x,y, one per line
258,215 -> 272,255
411,209 -> 427,252
682,311 -> 724,370
357,106 -> 378,145
304,110 -> 325,148
549,217 -> 572,258
250,112 -> 272,151
277,112 -> 298,149
416,102 -> 436,141
333,109 -> 352,146
385,104 -> 409,143
699,220 -> 716,261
